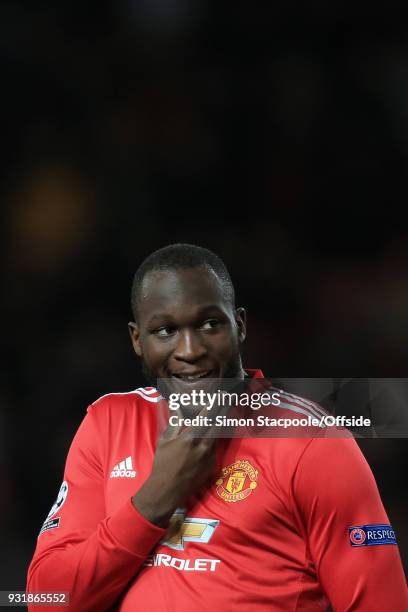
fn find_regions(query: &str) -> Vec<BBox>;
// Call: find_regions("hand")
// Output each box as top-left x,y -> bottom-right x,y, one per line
132,408 -> 216,527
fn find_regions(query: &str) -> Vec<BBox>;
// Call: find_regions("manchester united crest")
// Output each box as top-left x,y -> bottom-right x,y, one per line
215,459 -> 258,502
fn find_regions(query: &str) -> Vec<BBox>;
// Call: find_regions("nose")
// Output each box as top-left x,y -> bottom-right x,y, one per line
173,329 -> 207,362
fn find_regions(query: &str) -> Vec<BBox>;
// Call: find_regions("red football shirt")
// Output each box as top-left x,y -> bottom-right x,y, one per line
27,370 -> 407,611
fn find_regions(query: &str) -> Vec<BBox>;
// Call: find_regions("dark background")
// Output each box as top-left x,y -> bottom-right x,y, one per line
1,0 -> 407,591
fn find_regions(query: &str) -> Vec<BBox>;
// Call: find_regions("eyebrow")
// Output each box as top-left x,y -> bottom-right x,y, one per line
146,304 -> 227,326
146,313 -> 176,326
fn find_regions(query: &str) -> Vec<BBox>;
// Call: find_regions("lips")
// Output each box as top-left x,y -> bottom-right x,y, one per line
172,370 -> 213,383
168,370 -> 216,393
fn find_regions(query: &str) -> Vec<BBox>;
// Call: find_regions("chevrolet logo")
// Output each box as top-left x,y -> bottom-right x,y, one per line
161,510 -> 220,551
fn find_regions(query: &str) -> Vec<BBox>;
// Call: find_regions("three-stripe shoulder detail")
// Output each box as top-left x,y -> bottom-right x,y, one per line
91,387 -> 163,406
132,387 -> 164,403
277,389 -> 327,420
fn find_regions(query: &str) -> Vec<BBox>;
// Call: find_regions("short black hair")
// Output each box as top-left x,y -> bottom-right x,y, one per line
131,243 -> 235,321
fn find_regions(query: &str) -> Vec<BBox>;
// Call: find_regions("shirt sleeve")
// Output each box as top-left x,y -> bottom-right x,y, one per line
26,407 -> 166,612
292,437 -> 408,611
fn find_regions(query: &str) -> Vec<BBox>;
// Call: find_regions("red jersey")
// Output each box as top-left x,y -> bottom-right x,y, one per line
27,370 -> 407,611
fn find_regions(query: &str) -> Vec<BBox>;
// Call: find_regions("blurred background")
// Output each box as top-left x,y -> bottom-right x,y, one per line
1,0 -> 407,592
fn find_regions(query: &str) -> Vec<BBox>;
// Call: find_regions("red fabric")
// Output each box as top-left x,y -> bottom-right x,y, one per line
27,372 -> 407,611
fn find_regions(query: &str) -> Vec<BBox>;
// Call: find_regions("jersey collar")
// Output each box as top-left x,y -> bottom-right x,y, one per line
244,368 -> 264,379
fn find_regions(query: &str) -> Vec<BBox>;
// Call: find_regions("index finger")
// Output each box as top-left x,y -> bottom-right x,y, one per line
160,415 -> 183,441
180,403 -> 230,441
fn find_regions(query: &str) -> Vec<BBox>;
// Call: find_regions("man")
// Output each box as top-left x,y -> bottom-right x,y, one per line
27,244 -> 407,611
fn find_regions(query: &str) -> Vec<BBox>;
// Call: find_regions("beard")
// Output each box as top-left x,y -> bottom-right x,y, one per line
138,347 -> 245,402
140,356 -> 158,388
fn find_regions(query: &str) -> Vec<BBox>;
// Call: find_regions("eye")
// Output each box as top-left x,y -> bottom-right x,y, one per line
155,326 -> 177,338
200,319 -> 220,330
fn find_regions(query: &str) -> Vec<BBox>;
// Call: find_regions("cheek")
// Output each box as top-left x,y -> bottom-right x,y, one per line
211,329 -> 239,361
142,337 -> 172,366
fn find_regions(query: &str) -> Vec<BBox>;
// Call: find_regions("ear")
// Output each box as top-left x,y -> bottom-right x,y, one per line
128,321 -> 142,357
235,307 -> 246,343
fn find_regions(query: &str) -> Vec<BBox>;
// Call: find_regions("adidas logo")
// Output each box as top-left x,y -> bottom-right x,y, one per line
110,456 -> 136,478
